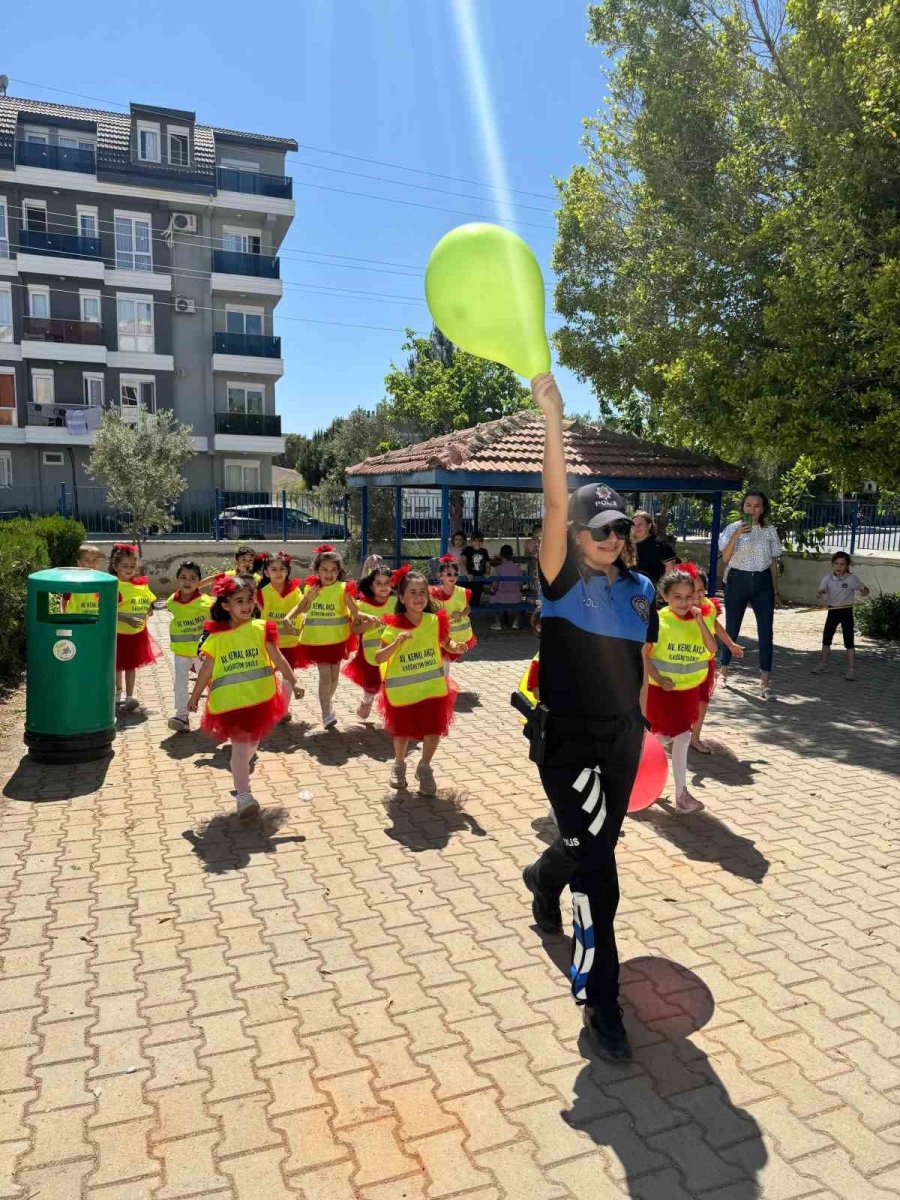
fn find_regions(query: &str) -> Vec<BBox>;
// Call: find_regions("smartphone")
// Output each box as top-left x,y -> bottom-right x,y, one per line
741,514 -> 752,529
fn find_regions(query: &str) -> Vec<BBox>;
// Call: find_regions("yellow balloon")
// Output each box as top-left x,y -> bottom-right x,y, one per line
425,223 -> 551,379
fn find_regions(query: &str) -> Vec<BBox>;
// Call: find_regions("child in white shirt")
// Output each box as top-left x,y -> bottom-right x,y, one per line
812,551 -> 869,680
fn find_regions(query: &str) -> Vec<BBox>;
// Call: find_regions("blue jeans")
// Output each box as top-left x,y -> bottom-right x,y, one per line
721,568 -> 775,673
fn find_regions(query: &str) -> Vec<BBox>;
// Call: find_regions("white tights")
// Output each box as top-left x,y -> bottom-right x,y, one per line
655,730 -> 691,797
230,739 -> 259,795
317,662 -> 340,719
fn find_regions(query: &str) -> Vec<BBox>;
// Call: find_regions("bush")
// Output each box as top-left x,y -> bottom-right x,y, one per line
0,524 -> 50,679
855,593 -> 900,641
1,516 -> 86,567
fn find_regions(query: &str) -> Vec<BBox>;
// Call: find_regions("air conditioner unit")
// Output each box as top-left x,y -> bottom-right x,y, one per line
172,212 -> 197,233
174,296 -> 196,314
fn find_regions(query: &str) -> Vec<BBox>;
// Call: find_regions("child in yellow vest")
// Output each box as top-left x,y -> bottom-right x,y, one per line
689,565 -> 743,753
286,545 -> 361,730
62,543 -> 103,617
430,555 -> 477,675
200,545 -> 259,589
256,553 -> 306,713
166,560 -> 213,733
342,561 -> 397,719
643,569 -> 718,813
375,567 -> 469,795
189,574 -> 302,819
109,543 -> 160,713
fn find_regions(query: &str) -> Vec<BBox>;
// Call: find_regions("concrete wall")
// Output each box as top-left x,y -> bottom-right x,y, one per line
138,540 -> 331,596
778,550 -> 899,604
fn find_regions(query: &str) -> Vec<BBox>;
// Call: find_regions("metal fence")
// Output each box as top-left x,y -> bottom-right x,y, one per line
801,502 -> 900,554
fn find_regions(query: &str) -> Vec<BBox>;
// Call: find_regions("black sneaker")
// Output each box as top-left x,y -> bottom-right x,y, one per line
583,1004 -> 632,1061
522,863 -> 563,935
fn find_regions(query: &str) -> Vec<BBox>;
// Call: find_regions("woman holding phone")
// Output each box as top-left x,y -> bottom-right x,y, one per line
718,490 -> 783,699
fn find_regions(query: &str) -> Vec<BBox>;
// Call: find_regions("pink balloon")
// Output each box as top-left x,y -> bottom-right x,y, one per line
628,733 -> 668,813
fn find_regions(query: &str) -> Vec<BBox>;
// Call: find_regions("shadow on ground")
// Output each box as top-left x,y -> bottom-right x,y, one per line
385,787 -> 488,851
629,803 -> 769,884
556,956 -> 768,1198
3,751 -> 113,801
181,805 -> 305,873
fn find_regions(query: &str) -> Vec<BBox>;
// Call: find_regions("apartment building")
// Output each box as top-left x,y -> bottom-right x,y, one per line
0,92 -> 296,509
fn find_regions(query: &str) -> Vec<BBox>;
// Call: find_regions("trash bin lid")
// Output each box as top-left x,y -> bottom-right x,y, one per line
30,568 -> 118,586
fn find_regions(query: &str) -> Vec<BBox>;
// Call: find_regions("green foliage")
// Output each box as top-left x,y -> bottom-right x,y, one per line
855,592 -> 900,640
319,406 -> 402,553
384,328 -> 530,438
24,516 -> 86,567
0,522 -> 50,679
554,0 -> 900,488
88,410 -> 195,545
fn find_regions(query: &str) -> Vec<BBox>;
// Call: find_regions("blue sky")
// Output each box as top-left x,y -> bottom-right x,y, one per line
5,1 -> 609,435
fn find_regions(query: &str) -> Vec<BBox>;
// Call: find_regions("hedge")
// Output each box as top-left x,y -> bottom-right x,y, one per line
855,592 -> 900,641
0,516 -> 86,679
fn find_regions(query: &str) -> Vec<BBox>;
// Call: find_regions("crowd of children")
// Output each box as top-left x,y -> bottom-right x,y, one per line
67,529 -> 872,822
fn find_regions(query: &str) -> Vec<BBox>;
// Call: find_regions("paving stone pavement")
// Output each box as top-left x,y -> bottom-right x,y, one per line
1,606 -> 899,1200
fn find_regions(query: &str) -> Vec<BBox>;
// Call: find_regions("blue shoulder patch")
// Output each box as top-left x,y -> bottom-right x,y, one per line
542,571 -> 654,643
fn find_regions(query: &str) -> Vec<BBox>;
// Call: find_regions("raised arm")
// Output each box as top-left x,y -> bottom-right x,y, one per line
532,374 -> 567,584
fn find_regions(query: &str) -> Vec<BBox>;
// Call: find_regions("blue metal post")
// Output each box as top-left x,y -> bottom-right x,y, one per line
472,489 -> 480,533
58,483 -> 68,518
343,493 -> 350,542
439,486 -> 450,555
850,501 -> 858,555
394,486 -> 403,568
708,492 -> 723,596
360,487 -> 369,562
214,488 -> 222,542
281,490 -> 288,543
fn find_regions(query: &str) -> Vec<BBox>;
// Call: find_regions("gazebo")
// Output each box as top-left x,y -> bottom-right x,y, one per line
346,411 -> 743,588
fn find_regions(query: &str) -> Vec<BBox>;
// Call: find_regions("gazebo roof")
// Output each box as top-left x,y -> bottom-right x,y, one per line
346,410 -> 742,493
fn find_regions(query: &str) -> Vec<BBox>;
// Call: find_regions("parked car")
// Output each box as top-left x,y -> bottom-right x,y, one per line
213,504 -> 346,541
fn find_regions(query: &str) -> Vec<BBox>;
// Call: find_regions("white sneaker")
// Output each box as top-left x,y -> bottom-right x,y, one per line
235,792 -> 260,821
845,668 -> 857,681
416,761 -> 437,797
168,716 -> 190,733
123,696 -> 140,712
812,663 -> 827,675
389,761 -> 407,790
357,697 -> 374,719
676,789 -> 704,813
323,712 -> 338,730
490,621 -> 502,631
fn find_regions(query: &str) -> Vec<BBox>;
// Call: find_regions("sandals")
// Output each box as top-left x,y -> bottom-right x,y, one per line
690,739 -> 713,755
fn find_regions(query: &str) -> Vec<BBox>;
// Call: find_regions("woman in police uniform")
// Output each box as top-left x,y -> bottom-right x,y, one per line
522,374 -> 657,1062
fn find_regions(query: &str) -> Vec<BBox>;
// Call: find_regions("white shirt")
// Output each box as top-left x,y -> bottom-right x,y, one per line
818,572 -> 863,607
719,521 -> 783,572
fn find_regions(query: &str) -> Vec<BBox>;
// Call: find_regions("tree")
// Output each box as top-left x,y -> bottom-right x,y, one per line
554,0 -> 900,488
384,328 -> 531,439
88,410 -> 195,545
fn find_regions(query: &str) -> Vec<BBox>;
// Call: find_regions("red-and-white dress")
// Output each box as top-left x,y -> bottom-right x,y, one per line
116,576 -> 162,671
293,577 -> 358,667
646,601 -> 715,736
257,578 -> 305,669
430,584 -> 477,661
376,609 -> 458,739
199,619 -> 288,743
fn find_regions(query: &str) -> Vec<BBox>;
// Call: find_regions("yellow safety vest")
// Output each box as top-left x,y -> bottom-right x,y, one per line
64,591 -> 100,617
300,581 -> 351,646
380,613 -> 448,707
258,582 -> 303,648
166,591 -> 213,657
649,607 -> 710,690
224,567 -> 262,584
357,595 -> 398,666
432,584 -> 473,645
203,619 -> 277,714
117,579 -> 155,636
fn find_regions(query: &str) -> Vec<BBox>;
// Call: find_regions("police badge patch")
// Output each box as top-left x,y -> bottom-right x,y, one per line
631,595 -> 651,624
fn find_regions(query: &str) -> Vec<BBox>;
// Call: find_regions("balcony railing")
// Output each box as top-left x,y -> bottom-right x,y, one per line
23,317 -> 104,345
27,401 -> 100,428
215,412 -> 282,437
216,167 -> 293,199
213,332 -> 281,358
19,229 -> 103,261
212,249 -> 280,279
16,140 -> 96,174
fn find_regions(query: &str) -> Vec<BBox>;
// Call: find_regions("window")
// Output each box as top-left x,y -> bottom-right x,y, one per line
168,126 -> 190,166
0,199 -> 8,258
43,451 -> 64,467
226,307 -> 263,337
28,287 -> 51,320
58,136 -> 95,152
116,295 -> 154,352
0,375 -> 15,429
220,157 -> 259,172
0,285 -> 12,342
225,460 -> 260,493
76,206 -> 98,240
114,212 -> 152,272
24,199 -> 48,234
31,369 -> 55,406
83,373 -> 104,406
137,121 -> 161,162
227,384 -> 264,415
119,375 -> 155,419
222,228 -> 261,255
23,127 -> 48,144
80,291 -> 102,324
0,450 -> 12,487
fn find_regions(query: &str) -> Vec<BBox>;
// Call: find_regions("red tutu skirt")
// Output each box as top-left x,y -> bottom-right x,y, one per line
377,678 -> 459,739
646,683 -> 701,737
342,647 -> 381,693
293,635 -> 356,667
200,686 -> 288,744
280,644 -> 307,670
445,633 -> 477,663
697,660 -> 716,704
116,629 -> 161,671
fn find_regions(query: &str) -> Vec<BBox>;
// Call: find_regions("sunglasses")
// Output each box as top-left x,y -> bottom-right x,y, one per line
578,519 -> 633,543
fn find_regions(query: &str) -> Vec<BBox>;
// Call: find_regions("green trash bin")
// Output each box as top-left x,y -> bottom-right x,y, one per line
24,567 -> 118,764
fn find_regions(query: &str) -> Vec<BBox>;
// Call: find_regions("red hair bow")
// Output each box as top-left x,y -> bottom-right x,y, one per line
269,551 -> 292,564
438,554 -> 456,564
390,563 -> 411,588
680,562 -> 700,580
114,542 -> 138,554
314,544 -> 335,554
211,574 -> 240,597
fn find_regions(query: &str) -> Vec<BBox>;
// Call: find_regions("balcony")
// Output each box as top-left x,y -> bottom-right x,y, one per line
16,140 -> 96,174
216,167 -> 293,199
18,229 -> 104,274
213,332 -> 281,358
23,318 -> 104,346
215,412 -> 282,437
212,250 -> 280,279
